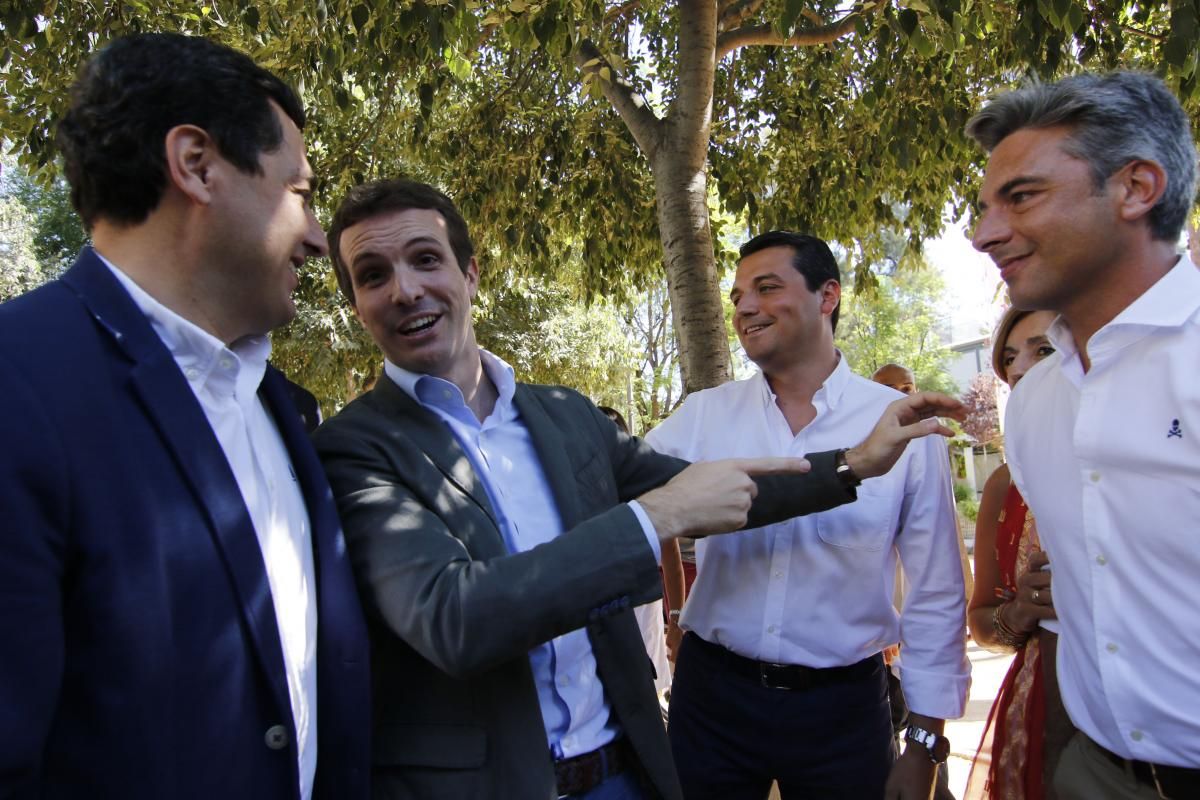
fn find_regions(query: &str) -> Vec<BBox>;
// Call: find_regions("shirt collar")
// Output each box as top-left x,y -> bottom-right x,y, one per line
384,348 -> 517,422
755,350 -> 849,413
97,251 -> 270,404
1047,254 -> 1200,372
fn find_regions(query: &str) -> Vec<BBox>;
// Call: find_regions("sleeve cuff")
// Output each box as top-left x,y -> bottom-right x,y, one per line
898,663 -> 972,720
627,500 -> 662,564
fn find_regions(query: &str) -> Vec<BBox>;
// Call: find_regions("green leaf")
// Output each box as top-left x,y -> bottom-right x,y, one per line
781,0 -> 806,34
898,9 -> 919,38
351,4 -> 370,33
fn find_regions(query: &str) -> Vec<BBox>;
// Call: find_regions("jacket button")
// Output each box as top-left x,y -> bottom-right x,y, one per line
264,725 -> 289,750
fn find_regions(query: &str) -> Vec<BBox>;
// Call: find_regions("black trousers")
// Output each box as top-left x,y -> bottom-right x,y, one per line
668,633 -> 895,800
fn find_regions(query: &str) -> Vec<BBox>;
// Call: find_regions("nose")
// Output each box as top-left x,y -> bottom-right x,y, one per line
305,209 -> 329,258
734,293 -> 756,319
971,207 -> 1010,254
388,266 -> 425,306
1008,355 -> 1030,388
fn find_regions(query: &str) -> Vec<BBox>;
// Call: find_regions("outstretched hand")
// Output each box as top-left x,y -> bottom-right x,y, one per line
846,391 -> 965,480
638,457 -> 810,543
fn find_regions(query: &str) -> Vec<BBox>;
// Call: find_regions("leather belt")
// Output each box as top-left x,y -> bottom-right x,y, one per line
554,738 -> 631,798
1091,736 -> 1200,800
687,632 -> 880,690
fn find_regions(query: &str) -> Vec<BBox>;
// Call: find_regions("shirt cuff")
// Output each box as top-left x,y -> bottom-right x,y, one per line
627,500 -> 662,564
898,663 -> 972,720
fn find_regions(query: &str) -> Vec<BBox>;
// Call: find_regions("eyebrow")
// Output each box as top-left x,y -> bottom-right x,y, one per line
729,272 -> 785,301
979,174 -> 1045,211
349,235 -> 445,268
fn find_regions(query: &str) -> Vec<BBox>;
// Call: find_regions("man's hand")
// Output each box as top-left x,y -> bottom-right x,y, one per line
666,620 -> 683,662
846,391 -> 965,480
638,457 -> 810,542
886,713 -> 945,800
885,747 -> 937,800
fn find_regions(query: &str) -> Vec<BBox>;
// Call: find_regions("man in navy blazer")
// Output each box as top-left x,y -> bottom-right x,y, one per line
0,34 -> 369,799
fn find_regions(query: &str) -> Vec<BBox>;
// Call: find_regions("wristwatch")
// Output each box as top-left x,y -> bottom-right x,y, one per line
833,448 -> 862,489
905,725 -> 950,764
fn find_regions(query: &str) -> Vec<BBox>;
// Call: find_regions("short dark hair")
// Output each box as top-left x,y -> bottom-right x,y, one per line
966,71 -> 1197,243
57,33 -> 305,230
739,231 -> 841,332
327,178 -> 475,306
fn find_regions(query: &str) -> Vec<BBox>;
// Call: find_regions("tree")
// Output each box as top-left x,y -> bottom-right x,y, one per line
4,165 -> 88,272
836,258 -> 956,394
0,192 -> 42,301
4,0 -> 1196,398
960,371 -> 1000,445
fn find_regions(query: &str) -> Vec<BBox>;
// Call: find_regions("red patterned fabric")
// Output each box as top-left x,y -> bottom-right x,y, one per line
966,483 -> 1046,800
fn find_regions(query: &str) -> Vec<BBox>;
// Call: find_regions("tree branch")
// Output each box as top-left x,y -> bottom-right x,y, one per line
574,38 -> 664,159
715,2 -> 886,61
718,0 -> 766,31
670,0 -> 718,161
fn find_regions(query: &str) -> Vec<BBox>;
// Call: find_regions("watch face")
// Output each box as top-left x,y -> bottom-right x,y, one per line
932,736 -> 951,763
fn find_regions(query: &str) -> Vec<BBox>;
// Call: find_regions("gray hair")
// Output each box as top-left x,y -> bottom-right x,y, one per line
966,71 -> 1197,242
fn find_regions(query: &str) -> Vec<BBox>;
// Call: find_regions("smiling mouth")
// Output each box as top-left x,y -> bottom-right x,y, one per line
399,314 -> 440,335
742,322 -> 771,335
998,254 -> 1029,279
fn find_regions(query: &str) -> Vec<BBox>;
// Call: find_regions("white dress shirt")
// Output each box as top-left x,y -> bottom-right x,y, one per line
102,256 -> 318,799
646,357 -> 970,719
1005,255 -> 1200,767
384,351 -> 659,760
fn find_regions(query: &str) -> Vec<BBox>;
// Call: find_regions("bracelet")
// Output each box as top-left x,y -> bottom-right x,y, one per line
668,610 -> 681,621
992,602 -> 1030,649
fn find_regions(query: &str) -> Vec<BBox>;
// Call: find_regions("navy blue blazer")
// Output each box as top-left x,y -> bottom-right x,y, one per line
0,249 -> 370,799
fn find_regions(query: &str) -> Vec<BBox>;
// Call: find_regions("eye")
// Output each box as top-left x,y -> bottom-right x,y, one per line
1036,344 -> 1056,358
353,267 -> 385,287
1002,354 -> 1016,367
1010,190 -> 1034,205
414,252 -> 441,269
759,284 -> 778,292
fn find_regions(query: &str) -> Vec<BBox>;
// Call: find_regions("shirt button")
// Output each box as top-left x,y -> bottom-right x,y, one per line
219,357 -> 234,370
774,571 -> 783,579
559,675 -> 570,687
1106,642 -> 1119,653
1096,555 -> 1107,566
185,368 -> 200,381
264,724 -> 289,750
1131,730 -> 1144,742
1090,471 -> 1101,483
443,390 -> 453,399
767,625 -> 778,634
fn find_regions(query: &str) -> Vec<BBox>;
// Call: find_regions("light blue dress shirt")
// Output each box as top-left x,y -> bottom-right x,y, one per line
384,351 -> 659,760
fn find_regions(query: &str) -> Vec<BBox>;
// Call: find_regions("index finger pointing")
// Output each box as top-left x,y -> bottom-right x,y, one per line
730,457 -> 812,475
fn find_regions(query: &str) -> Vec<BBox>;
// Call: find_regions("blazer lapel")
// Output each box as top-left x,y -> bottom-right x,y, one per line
371,377 -> 498,526
513,385 -> 583,528
63,250 -> 292,716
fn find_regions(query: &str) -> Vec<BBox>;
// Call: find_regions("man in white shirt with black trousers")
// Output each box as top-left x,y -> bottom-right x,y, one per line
969,71 -> 1200,800
646,231 -> 969,800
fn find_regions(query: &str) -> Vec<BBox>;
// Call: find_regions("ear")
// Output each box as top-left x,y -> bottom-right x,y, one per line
163,124 -> 217,206
1113,159 -> 1168,225
820,279 -> 841,317
464,256 -> 480,302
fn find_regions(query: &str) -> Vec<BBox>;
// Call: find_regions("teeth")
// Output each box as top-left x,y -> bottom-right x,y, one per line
744,324 -> 768,334
400,315 -> 438,334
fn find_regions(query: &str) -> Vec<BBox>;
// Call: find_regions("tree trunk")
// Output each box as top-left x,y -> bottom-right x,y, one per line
653,161 -> 730,393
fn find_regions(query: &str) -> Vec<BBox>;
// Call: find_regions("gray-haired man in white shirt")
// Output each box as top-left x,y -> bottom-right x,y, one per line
969,71 -> 1200,800
646,231 -> 969,800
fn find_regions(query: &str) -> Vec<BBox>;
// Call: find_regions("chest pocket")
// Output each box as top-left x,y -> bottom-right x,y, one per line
816,481 -> 896,551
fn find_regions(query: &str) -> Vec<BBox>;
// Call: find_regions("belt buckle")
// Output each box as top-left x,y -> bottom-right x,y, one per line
1149,763 -> 1170,800
759,662 -> 793,690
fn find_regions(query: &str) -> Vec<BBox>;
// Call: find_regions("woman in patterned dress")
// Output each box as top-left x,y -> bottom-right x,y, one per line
965,308 -> 1071,800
